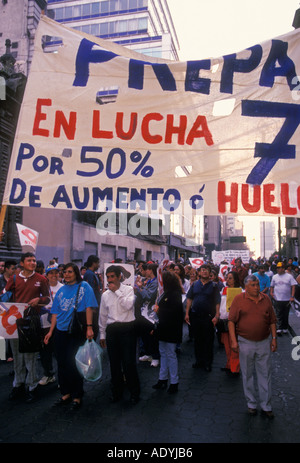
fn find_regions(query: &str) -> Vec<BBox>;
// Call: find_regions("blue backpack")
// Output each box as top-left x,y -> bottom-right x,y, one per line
0,274 -> 16,302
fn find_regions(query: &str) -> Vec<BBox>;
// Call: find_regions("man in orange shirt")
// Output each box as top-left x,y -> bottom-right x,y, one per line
228,275 -> 277,419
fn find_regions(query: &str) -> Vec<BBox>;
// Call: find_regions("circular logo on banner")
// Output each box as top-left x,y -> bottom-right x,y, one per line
190,258 -> 204,268
21,228 -> 37,245
1,305 -> 22,335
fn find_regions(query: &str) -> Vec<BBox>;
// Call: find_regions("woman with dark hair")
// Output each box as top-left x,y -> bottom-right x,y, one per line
210,268 -> 224,291
218,270 -> 242,376
44,263 -> 98,410
174,263 -> 190,297
152,271 -> 183,394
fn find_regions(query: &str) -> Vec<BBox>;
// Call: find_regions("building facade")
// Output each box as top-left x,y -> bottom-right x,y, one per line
46,0 -> 179,60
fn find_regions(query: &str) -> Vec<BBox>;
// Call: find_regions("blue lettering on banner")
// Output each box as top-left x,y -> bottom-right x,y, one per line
92,187 -> 113,211
51,185 -> 72,209
72,37 -> 298,99
9,178 -> 41,208
259,40 -> 298,90
242,100 -> 300,184
128,59 -> 177,91
77,146 -> 104,177
221,45 -> 262,94
16,143 -> 35,170
185,60 -> 211,94
73,38 -> 118,87
9,178 -> 27,204
9,178 -> 189,212
29,186 -> 42,207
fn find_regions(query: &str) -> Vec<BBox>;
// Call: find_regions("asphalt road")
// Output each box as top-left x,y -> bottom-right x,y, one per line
1,307 -> 300,451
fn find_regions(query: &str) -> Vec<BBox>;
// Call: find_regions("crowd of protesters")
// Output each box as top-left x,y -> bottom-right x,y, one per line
0,242 -> 298,417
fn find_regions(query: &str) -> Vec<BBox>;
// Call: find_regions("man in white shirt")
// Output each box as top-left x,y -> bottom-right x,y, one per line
99,265 -> 140,404
270,262 -> 297,335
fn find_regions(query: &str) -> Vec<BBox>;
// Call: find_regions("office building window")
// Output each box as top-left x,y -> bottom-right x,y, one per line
82,3 -> 91,16
100,1 -> 109,13
100,22 -> 109,35
91,23 -> 100,35
129,0 -> 138,8
91,2 -> 100,15
64,6 -> 72,19
73,5 -> 81,17
51,0 -> 148,22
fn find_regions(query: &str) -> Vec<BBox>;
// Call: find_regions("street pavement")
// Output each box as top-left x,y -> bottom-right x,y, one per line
1,307 -> 300,447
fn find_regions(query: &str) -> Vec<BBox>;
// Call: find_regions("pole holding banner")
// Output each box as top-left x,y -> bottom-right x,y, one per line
0,205 -> 7,239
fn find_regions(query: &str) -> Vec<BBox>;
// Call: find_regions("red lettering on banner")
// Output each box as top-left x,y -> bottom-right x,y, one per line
186,115 -> 214,146
32,98 -> 52,137
217,182 -> 238,213
218,181 -> 300,215
241,184 -> 261,213
263,184 -> 280,214
33,102 -> 213,147
115,112 -> 138,140
281,183 -> 297,215
141,113 -> 164,144
92,110 -> 113,139
53,110 -> 77,140
165,115 -> 187,145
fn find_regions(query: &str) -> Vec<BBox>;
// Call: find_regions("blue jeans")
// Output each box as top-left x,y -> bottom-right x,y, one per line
158,341 -> 179,384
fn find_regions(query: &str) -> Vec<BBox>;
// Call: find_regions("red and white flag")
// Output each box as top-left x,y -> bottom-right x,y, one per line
16,224 -> 39,251
189,257 -> 204,268
219,264 -> 231,282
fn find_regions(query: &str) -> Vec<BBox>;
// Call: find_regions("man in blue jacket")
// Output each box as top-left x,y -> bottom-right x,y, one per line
135,263 -> 159,367
83,255 -> 102,339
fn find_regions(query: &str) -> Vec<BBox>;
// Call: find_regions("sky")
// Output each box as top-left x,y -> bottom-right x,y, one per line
167,0 -> 299,258
168,0 -> 298,61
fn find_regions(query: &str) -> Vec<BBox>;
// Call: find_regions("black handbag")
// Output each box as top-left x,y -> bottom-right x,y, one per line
68,282 -> 84,337
216,318 -> 229,333
16,306 -> 43,353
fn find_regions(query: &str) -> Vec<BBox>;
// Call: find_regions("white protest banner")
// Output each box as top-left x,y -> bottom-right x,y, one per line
103,263 -> 135,287
189,257 -> 204,268
212,250 -> 250,265
0,303 -> 26,339
0,337 -> 5,360
157,258 -> 170,296
16,223 -> 39,250
3,16 -> 300,217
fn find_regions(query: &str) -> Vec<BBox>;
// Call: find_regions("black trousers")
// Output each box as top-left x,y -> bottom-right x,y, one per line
54,329 -> 84,399
40,328 -> 55,377
273,300 -> 290,330
190,313 -> 215,368
106,321 -> 140,399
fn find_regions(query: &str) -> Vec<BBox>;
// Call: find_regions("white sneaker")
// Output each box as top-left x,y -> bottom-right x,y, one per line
139,355 -> 152,362
39,375 -> 55,386
282,329 -> 288,334
151,359 -> 159,367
